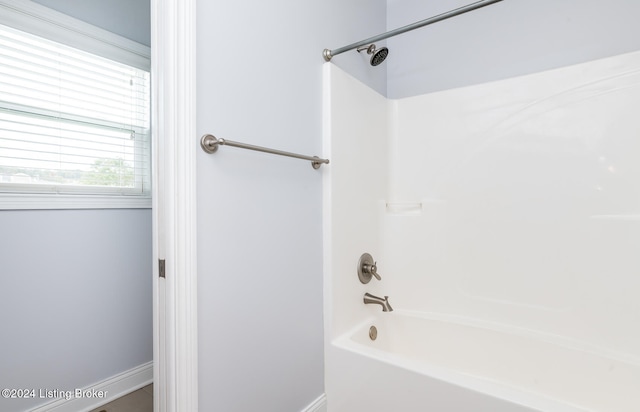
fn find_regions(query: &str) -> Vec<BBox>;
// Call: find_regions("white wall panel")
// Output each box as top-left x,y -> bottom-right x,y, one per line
386,51 -> 640,358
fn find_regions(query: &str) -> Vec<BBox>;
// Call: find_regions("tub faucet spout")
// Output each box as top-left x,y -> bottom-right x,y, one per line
364,293 -> 393,312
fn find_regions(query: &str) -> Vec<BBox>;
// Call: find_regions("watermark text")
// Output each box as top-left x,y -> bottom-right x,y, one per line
2,388 -> 108,401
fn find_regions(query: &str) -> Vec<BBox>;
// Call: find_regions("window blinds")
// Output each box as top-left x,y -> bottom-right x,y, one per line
0,23 -> 150,195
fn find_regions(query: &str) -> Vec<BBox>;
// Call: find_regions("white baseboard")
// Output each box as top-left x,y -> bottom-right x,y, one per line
29,362 -> 153,412
302,394 -> 327,412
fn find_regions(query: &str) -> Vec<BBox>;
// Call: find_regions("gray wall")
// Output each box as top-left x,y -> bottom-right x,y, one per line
32,0 -> 150,46
0,209 -> 152,412
195,1 -> 385,411
387,0 -> 640,98
0,2 -> 152,412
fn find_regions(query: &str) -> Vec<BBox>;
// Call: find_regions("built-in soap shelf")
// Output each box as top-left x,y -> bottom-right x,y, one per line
385,202 -> 423,215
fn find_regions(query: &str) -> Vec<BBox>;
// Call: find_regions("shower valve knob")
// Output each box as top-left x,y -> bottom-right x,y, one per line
365,262 -> 381,281
358,253 -> 382,284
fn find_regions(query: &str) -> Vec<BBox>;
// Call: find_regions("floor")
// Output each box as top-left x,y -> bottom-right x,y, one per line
89,384 -> 153,412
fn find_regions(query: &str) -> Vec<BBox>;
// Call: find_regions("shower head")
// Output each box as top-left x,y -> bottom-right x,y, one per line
357,44 -> 389,66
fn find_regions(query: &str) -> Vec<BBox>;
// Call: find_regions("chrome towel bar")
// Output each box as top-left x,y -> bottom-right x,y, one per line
200,134 -> 329,169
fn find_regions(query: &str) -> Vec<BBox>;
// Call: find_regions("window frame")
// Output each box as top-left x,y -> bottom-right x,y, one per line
0,0 -> 151,209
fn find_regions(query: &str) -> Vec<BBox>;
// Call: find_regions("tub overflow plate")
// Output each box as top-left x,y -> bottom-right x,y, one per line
369,325 -> 378,341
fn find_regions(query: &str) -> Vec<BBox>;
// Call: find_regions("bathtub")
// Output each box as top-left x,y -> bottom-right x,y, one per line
326,311 -> 640,412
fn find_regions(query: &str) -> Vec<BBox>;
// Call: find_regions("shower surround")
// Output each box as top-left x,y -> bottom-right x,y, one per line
323,51 -> 640,411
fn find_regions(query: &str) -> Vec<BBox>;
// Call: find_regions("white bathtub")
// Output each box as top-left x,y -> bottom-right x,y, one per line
323,57 -> 640,412
327,311 -> 640,412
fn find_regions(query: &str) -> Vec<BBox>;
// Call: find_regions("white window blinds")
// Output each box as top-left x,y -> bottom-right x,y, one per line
0,23 -> 150,198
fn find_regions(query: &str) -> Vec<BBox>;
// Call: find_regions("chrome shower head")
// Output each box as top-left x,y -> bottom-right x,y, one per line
357,44 -> 389,66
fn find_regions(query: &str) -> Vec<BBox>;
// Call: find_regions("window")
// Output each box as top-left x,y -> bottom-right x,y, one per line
0,1 -> 150,209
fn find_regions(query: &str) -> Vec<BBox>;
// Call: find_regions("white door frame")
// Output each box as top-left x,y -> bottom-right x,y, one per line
151,0 -> 199,411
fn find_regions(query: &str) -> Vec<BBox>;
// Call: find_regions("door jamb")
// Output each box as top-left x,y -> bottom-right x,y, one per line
151,0 -> 198,410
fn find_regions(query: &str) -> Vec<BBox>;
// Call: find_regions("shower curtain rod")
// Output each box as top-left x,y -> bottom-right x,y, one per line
200,134 -> 330,169
323,0 -> 503,62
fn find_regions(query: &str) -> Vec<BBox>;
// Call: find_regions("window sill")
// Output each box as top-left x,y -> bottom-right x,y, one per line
0,193 -> 151,210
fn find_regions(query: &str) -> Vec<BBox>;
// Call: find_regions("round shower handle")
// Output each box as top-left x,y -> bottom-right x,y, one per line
358,253 -> 382,284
